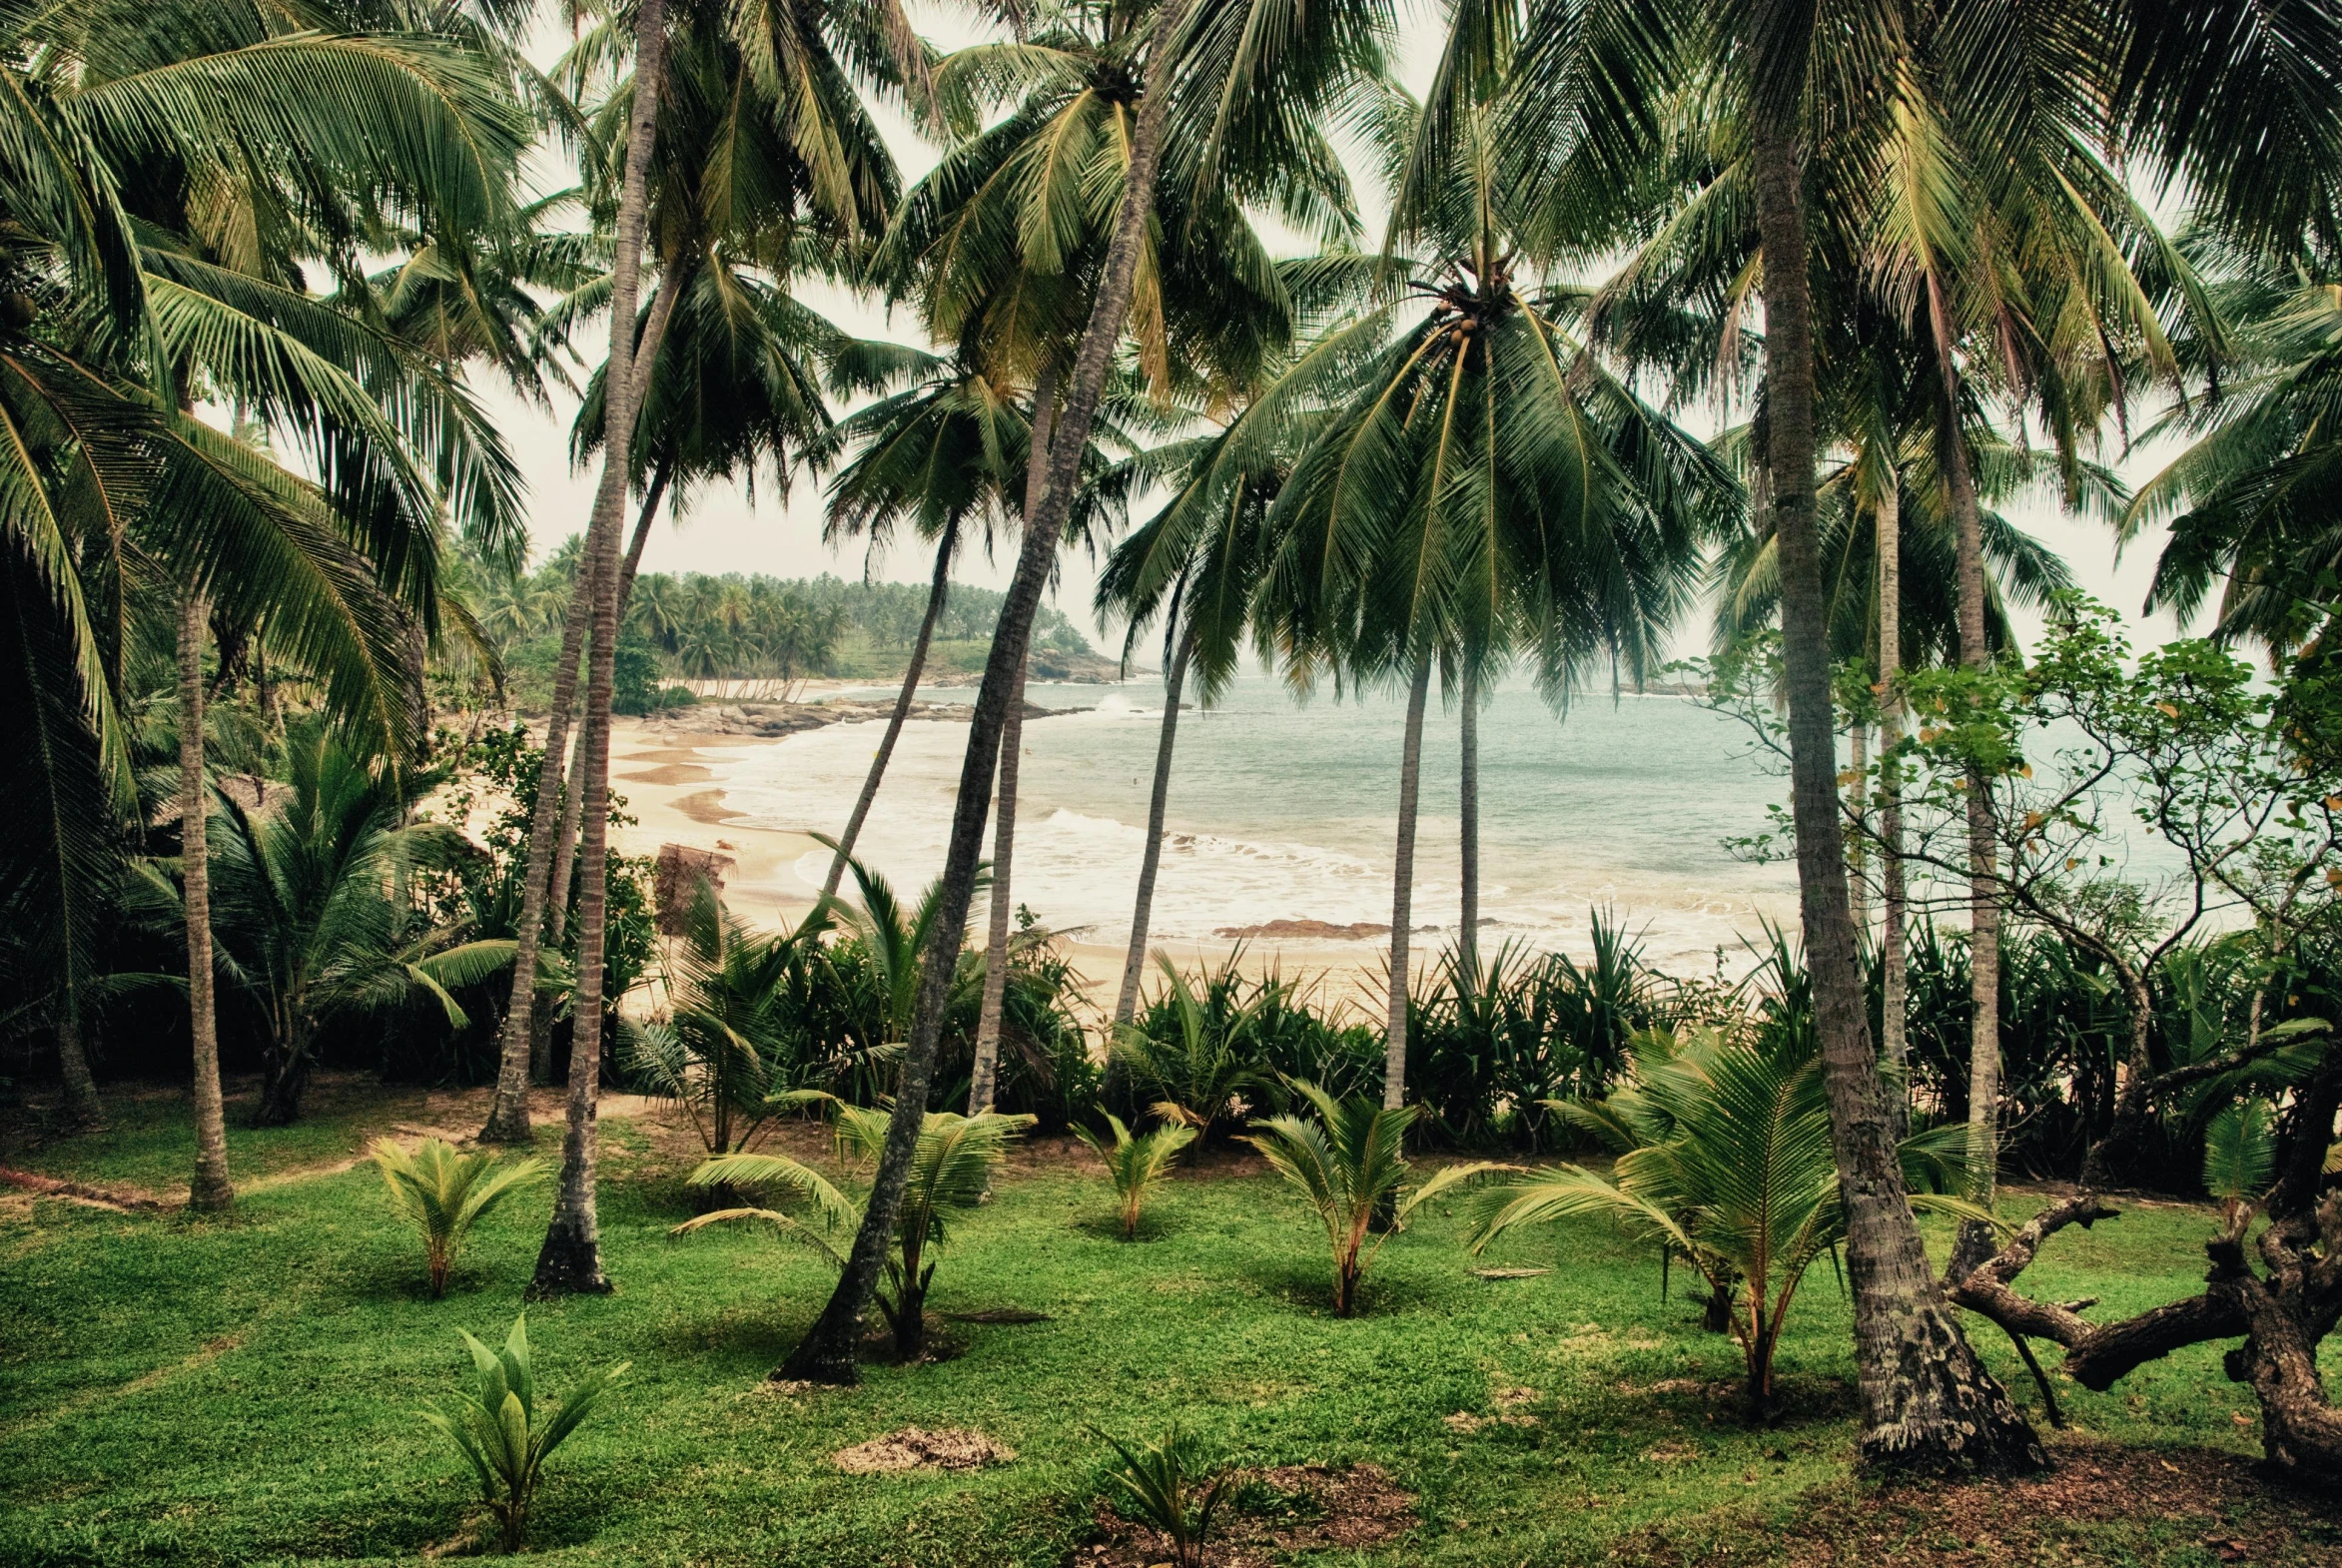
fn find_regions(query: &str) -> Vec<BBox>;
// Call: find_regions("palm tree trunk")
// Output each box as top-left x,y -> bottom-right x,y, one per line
822,525 -> 954,902
547,464 -> 672,958
778,0 -> 1191,1385
1933,334 -> 2002,1281
55,1013 -> 102,1132
1848,719 -> 1869,930
969,654 -> 1029,1114
1749,120 -> 2038,1474
1876,467 -> 1910,1141
1459,668 -> 1480,971
970,372 -> 1060,1112
1115,625 -> 1191,1028
477,14 -> 678,1146
1383,655 -> 1432,1111
180,592 -> 234,1211
529,0 -> 668,1292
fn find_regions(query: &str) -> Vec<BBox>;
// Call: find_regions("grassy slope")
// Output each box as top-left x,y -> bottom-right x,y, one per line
0,1093 -> 2330,1567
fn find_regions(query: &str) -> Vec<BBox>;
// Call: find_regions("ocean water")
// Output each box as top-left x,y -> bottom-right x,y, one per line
715,672 -> 1803,974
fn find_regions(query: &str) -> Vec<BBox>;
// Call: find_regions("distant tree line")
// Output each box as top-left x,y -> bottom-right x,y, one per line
462,545 -> 1103,710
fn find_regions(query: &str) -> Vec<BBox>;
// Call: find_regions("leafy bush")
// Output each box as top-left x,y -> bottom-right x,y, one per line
1243,1082 -> 1508,1316
1115,953 -> 1279,1141
1095,1424 -> 1233,1568
420,1314 -> 626,1553
372,1138 -> 542,1297
1075,1112 -> 1196,1238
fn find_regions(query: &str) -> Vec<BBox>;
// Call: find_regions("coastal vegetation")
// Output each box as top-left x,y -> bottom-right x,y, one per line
7,0 -> 2342,1562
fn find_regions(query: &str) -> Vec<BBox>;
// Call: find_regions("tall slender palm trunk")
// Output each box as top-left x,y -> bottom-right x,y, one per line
180,592 -> 234,1211
778,0 -> 1191,1385
1848,720 -> 1869,929
529,0 -> 669,1295
478,15 -> 678,1147
821,527 -> 955,902
1934,345 -> 2001,1280
969,655 -> 1029,1113
1459,668 -> 1479,971
1382,655 -> 1432,1111
1876,467 -> 1910,1140
1115,625 -> 1191,1028
547,466 -> 673,956
1749,120 -> 2038,1474
970,373 -> 1059,1111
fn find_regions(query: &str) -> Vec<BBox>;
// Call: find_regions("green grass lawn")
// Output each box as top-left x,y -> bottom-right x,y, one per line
1,1087 -> 2333,1566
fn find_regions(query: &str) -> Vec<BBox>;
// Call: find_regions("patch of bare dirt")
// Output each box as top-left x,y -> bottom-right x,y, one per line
1081,1462 -> 1417,1567
832,1427 -> 1016,1474
1609,1435 -> 2342,1566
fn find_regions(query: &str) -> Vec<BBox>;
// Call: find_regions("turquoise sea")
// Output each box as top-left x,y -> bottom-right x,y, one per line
718,671 -> 1808,974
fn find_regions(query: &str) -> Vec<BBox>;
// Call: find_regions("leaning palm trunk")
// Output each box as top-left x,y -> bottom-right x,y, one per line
1115,627 -> 1192,1028
1749,119 -> 2038,1474
821,526 -> 954,903
970,373 -> 1058,1111
1876,468 -> 1910,1141
1382,655 -> 1432,1111
529,0 -> 669,1296
968,652 -> 1029,1113
1934,351 -> 2001,1280
479,214 -> 683,1148
1847,720 -> 1869,929
180,592 -> 234,1211
1459,669 -> 1479,971
778,0 -> 1192,1385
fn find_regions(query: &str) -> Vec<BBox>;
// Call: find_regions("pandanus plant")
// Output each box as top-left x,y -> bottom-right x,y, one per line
679,1101 -> 1034,1360
1075,1112 -> 1197,1239
1243,1082 -> 1509,1316
1115,953 -> 1277,1142
371,1138 -> 541,1298
1471,1024 -> 1979,1420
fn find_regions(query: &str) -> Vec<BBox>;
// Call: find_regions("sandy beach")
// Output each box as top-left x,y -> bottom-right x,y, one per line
600,711 -> 1402,1020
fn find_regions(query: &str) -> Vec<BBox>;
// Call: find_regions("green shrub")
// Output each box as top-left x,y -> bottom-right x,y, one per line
420,1314 -> 627,1553
1075,1112 -> 1196,1238
1095,1423 -> 1233,1568
1116,953 -> 1277,1141
371,1138 -> 541,1297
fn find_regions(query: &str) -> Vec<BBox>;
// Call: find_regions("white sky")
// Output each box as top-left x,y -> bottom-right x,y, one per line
480,6 -> 2192,668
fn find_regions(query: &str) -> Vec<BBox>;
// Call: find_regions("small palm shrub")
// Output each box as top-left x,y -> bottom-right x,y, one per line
420,1314 -> 627,1553
1471,1022 -> 1982,1419
679,1100 -> 1035,1359
2203,1098 -> 2276,1228
371,1137 -> 541,1297
1117,953 -> 1276,1140
1096,1423 -> 1233,1568
1075,1112 -> 1196,1238
1243,1082 -> 1508,1315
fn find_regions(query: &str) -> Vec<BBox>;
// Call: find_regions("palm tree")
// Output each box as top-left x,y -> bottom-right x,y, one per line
781,0 -> 1385,1382
617,882 -> 832,1171
482,0 -> 904,1179
1472,1018 -> 1975,1419
516,0 -> 673,1294
0,0 -> 530,1204
1243,1081 -> 1507,1316
200,720 -> 513,1125
1248,81 -> 1728,1114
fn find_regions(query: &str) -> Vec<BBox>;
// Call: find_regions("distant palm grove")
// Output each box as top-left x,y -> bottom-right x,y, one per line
8,2 -> 2342,1564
